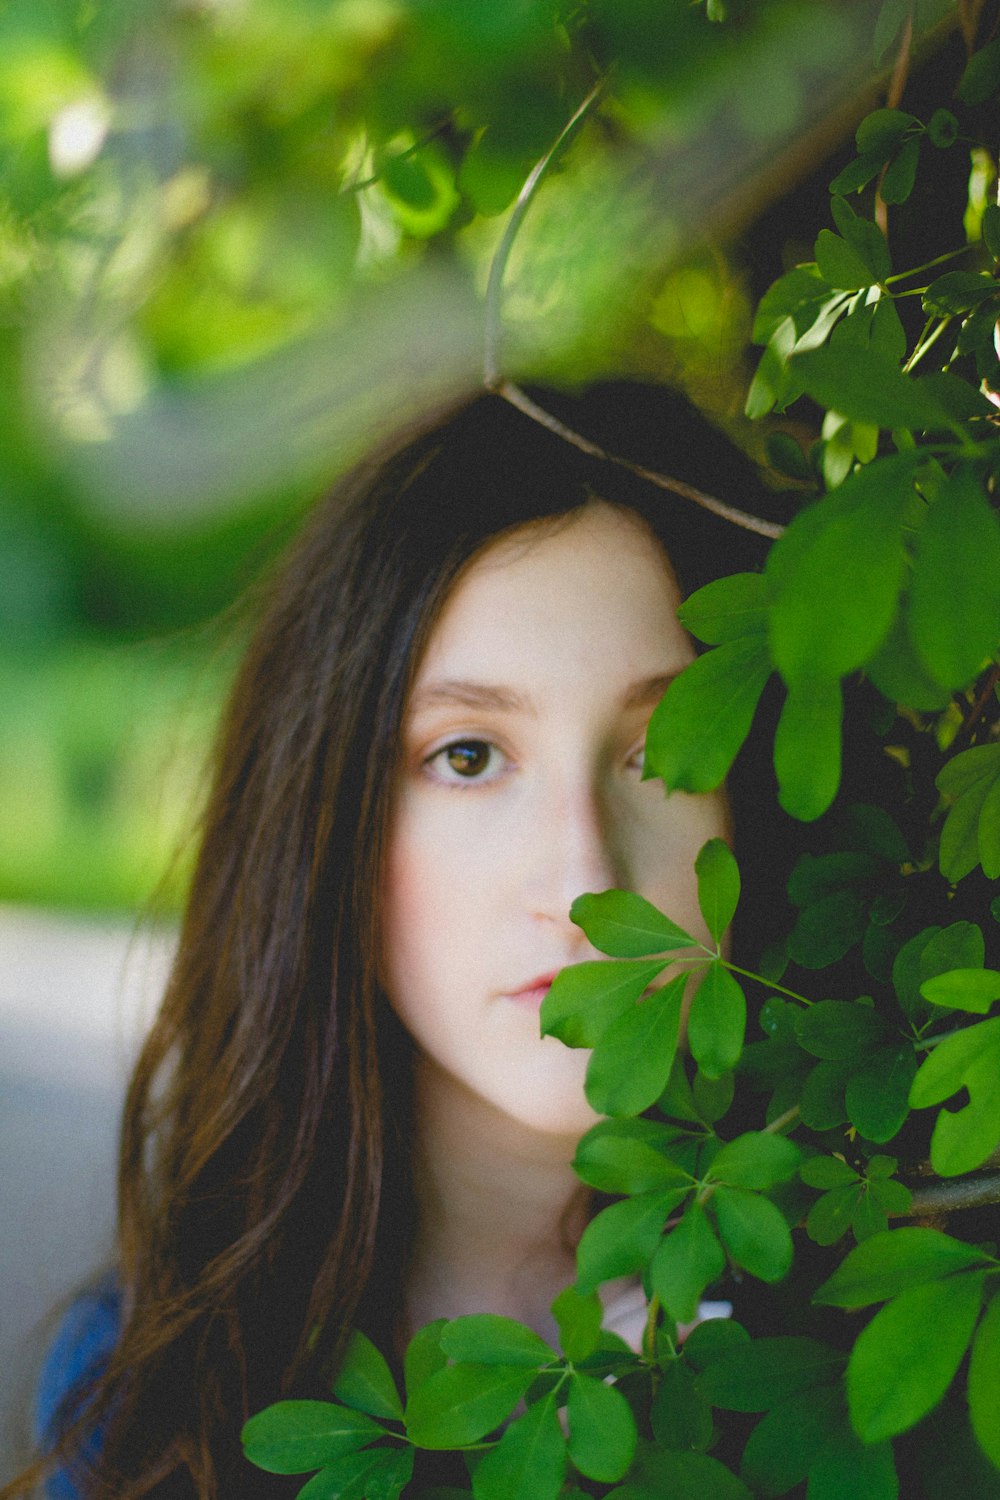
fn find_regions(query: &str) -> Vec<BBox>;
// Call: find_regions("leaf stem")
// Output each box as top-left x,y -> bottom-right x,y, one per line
884,246 -> 971,284
764,1105 -> 801,1134
642,1295 -> 662,1364
722,962 -> 813,1006
902,315 -> 952,372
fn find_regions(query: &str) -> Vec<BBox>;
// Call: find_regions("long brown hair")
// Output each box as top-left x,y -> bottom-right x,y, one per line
15,386 -> 780,1499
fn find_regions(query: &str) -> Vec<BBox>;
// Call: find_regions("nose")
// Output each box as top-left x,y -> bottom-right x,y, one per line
529,772 -> 625,927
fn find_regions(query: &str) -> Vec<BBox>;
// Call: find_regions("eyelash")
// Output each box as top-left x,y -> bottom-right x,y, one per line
423,735 -> 647,786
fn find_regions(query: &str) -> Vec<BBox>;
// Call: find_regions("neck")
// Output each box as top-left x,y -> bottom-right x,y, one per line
401,1058 -> 591,1347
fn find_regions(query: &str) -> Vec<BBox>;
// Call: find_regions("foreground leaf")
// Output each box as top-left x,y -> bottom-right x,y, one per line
576,1191 -> 684,1294
333,1331 -> 403,1421
712,1188 -> 793,1282
650,1202 -> 725,1323
814,1227 -> 993,1308
404,1364 -> 536,1449
968,1291 -> 1000,1470
570,890 -> 698,957
440,1315 -> 555,1369
566,1373 -> 637,1482
695,837 -> 741,944
585,975 -> 685,1116
847,1272 -> 985,1441
241,1403 -> 385,1474
541,959 -> 667,1047
644,636 -> 773,793
687,963 -> 746,1079
471,1389 -> 566,1500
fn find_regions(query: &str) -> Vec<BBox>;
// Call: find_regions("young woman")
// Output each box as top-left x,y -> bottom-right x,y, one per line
17,385 -> 784,1499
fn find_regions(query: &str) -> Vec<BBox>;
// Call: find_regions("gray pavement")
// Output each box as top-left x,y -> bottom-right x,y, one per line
0,906 -> 175,1479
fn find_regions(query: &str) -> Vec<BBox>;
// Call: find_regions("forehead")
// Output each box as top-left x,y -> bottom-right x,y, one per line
409,501 -> 692,694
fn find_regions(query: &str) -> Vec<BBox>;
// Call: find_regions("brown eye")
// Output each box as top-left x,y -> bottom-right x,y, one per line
444,740 -> 492,777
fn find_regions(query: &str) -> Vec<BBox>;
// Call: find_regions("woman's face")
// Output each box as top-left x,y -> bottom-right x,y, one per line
381,501 -> 728,1139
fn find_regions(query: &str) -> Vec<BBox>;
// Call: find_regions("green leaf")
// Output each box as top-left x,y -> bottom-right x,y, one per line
651,1358 -> 714,1451
774,675 -> 843,820
921,968 -> 1000,1013
830,196 -> 892,281
799,1059 -> 850,1130
806,1431 -> 899,1500
983,203 -> 1000,260
800,1155 -> 858,1189
566,1374 -> 638,1482
927,108 -> 959,148
712,1188 -> 793,1282
585,974 -> 685,1116
830,151 -> 885,197
440,1316 -> 555,1369
788,891 -> 868,967
364,1447 -> 414,1500
404,1363 -> 536,1449
540,959 -> 667,1048
695,838 -> 740,944
765,431 -> 812,481
644,636 -> 773,793
845,1043 -> 917,1143
698,1336 -> 843,1412
795,1000 -> 889,1061
752,267 -> 837,344
958,34 -> 1000,105
766,456 -> 914,689
813,1226 -> 994,1308
678,573 -> 770,644
403,1321 -> 447,1402
551,1285 -> 603,1364
241,1402 -> 385,1474
333,1331 -> 403,1421
922,271 -> 999,317
940,773 -> 995,883
296,1448 -> 394,1500
814,230 -> 877,291
682,1317 -> 752,1371
627,1445 -> 754,1500
650,1201 -> 725,1323
909,467 -> 1000,690
708,1132 -> 802,1190
790,347 -> 952,430
576,1191 -> 683,1295
909,1017 -> 1000,1173
692,1066 -> 735,1124
855,108 -> 917,157
968,1292 -> 1000,1470
866,611 -> 952,711
847,1272 -> 985,1441
937,744 -> 1000,798
807,1184 -> 862,1246
787,851 -> 879,905
570,890 -> 698,957
881,136 -> 920,204
471,1389 -> 567,1500
740,1385 -> 844,1496
981,775 -> 1000,880
687,963 -> 746,1079
573,1118 -> 693,1196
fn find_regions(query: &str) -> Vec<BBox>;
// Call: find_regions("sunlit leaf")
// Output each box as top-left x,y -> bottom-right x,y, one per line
566,1373 -> 637,1482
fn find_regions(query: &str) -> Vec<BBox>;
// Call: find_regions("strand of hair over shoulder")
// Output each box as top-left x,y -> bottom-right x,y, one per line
483,78 -> 785,544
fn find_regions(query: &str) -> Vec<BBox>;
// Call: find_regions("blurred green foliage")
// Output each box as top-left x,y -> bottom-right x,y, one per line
0,0 -> 968,908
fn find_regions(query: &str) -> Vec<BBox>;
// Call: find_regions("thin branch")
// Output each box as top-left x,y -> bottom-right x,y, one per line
905,1170 -> 1000,1218
496,380 -> 786,540
484,80 -> 605,387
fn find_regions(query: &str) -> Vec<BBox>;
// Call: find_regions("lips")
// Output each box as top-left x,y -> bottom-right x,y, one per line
506,971 -> 560,1006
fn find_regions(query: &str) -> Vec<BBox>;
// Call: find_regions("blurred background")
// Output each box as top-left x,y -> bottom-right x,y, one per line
0,0 -> 975,1474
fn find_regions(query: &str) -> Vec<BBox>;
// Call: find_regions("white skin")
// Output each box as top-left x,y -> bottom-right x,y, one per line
380,500 -> 728,1347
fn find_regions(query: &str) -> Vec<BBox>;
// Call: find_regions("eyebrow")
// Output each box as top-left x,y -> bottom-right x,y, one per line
408,672 -> 681,716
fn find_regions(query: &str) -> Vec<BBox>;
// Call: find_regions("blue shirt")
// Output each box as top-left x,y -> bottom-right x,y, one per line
35,1276 -> 121,1499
